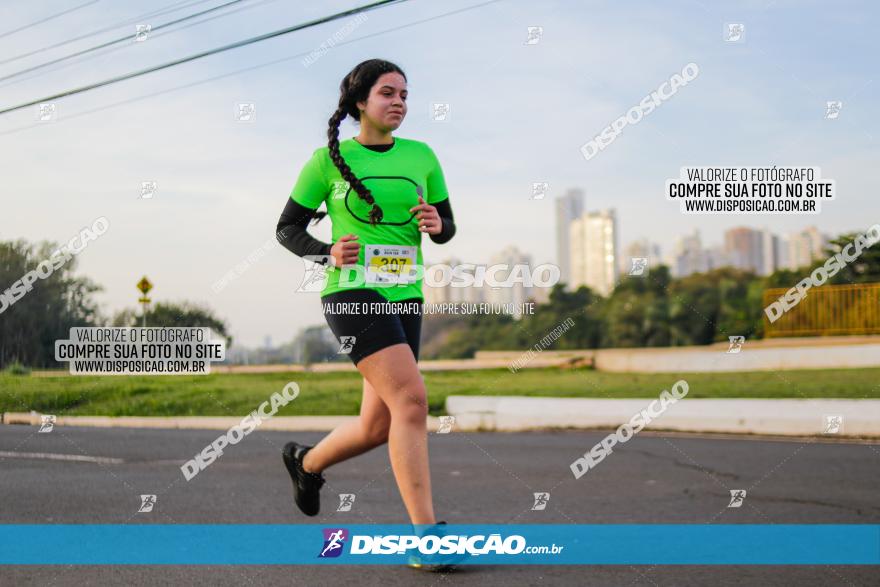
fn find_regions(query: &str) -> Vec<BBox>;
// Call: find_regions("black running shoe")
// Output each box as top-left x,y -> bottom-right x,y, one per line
406,521 -> 468,573
282,441 -> 325,516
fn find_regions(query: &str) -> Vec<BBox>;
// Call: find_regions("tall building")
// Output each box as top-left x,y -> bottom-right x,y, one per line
555,188 -> 584,291
570,209 -> 618,296
786,226 -> 829,270
423,256 -> 483,305
705,245 -> 730,272
724,227 -> 764,274
759,228 -> 781,276
485,245 -> 532,320
671,229 -> 710,277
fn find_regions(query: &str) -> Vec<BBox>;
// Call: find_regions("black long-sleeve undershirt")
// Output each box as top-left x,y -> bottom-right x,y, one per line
428,197 -> 456,244
275,198 -> 334,264
275,197 -> 456,262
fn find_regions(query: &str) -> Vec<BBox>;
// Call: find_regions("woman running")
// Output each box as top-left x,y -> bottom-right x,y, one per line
275,59 -> 460,571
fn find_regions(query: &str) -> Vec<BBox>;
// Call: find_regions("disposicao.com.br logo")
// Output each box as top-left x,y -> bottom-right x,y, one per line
317,526 -> 562,560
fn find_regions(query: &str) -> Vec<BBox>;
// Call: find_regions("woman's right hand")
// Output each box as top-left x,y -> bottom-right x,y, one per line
330,234 -> 360,267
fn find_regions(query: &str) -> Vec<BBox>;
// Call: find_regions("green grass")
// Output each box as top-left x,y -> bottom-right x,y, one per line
1,366 -> 878,418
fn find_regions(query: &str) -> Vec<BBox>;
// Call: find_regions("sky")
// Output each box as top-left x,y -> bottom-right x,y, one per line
0,0 -> 877,347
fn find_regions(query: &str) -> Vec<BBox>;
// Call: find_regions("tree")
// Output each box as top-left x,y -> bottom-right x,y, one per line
0,239 -> 102,368
825,231 -> 880,284
111,301 -> 233,347
667,272 -> 720,346
602,265 -> 673,348
715,268 -> 762,341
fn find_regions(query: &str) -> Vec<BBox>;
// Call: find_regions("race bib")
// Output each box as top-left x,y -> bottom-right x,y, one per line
364,244 -> 418,285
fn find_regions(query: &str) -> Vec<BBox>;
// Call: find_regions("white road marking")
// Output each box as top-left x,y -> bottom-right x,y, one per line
0,450 -> 124,464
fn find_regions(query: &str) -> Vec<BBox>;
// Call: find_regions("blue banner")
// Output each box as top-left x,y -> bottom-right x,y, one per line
1,525 -> 877,565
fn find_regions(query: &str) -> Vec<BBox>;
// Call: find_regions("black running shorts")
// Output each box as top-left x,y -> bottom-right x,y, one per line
321,289 -> 423,365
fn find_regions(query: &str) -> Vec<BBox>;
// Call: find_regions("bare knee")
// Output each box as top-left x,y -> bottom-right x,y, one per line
362,418 -> 390,446
390,388 -> 428,426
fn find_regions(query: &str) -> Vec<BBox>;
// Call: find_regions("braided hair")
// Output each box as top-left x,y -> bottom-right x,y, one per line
312,59 -> 407,226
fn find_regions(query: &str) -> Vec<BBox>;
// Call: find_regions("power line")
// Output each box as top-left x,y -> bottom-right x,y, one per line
0,0 -> 215,67
0,0 -> 506,137
0,0 -> 251,84
0,0 -> 284,91
0,1 -> 101,41
0,0 -> 406,116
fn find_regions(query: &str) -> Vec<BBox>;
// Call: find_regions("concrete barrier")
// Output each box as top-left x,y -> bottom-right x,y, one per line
593,343 -> 880,372
445,396 -> 880,437
478,336 -> 880,372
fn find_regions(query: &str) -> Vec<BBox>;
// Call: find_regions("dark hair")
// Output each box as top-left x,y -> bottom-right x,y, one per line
312,59 -> 407,226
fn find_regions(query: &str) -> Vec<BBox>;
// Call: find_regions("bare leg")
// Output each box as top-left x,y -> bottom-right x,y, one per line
302,377 -> 391,474
355,343 -> 435,526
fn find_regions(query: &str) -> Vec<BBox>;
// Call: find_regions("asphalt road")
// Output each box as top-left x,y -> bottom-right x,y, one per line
1,424 -> 877,586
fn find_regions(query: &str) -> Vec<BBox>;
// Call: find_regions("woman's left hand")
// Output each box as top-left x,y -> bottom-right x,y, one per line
410,195 -> 442,235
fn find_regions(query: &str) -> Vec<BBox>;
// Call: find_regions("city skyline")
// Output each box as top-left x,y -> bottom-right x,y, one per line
1,1 -> 875,348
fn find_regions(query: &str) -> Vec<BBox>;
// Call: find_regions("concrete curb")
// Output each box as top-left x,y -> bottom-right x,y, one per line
0,413 -> 457,432
445,396 -> 880,437
6,396 -> 880,437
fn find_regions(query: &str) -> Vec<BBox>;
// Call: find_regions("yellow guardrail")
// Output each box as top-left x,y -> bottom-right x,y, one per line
762,282 -> 880,337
